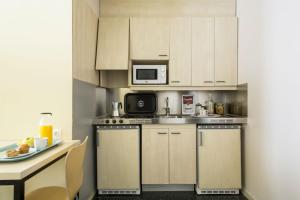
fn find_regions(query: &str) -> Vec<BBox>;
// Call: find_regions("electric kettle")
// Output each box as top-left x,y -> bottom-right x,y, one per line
112,102 -> 122,117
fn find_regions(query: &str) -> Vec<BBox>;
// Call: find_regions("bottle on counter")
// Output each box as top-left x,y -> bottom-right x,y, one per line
206,94 -> 215,114
39,113 -> 53,146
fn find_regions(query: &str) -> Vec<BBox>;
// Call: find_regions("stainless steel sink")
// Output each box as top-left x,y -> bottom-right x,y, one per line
153,115 -> 190,124
156,115 -> 184,119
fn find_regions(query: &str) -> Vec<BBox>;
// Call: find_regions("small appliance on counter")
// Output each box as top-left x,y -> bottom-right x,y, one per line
182,95 -> 195,115
124,93 -> 157,116
132,64 -> 167,85
111,101 -> 122,117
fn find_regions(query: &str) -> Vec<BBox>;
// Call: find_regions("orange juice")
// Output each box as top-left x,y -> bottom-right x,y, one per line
40,125 -> 53,146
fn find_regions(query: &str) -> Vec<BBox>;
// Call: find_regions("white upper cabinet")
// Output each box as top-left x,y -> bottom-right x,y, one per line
96,17 -> 129,70
215,17 -> 238,86
191,18 -> 215,86
130,18 -> 170,60
169,18 -> 192,86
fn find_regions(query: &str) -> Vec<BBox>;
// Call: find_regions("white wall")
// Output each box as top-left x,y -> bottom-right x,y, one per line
0,0 -> 73,140
237,0 -> 300,199
0,1 -> 73,199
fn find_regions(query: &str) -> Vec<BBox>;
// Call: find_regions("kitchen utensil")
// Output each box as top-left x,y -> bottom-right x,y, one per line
112,102 -> 122,117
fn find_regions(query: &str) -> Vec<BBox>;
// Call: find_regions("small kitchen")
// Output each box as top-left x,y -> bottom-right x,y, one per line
5,0 -> 300,200
1,0 -> 249,199
92,0 -> 248,198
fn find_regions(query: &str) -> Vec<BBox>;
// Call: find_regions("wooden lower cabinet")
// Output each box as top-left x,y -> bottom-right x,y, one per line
198,128 -> 241,189
142,128 -> 169,184
169,127 -> 196,184
142,125 -> 196,184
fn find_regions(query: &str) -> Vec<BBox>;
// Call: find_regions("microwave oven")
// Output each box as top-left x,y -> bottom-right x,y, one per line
132,65 -> 167,85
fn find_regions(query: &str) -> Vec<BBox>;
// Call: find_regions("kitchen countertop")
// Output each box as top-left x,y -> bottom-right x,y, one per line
93,114 -> 247,125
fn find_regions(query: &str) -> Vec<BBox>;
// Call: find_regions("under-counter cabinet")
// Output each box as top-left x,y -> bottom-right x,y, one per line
142,125 -> 196,184
96,17 -> 129,70
169,18 -> 192,86
197,125 -> 241,193
130,18 -> 170,60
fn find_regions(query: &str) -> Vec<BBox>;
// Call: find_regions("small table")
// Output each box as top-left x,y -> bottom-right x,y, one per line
0,140 -> 80,200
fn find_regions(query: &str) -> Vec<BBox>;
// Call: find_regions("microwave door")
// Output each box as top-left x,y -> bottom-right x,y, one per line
136,69 -> 158,84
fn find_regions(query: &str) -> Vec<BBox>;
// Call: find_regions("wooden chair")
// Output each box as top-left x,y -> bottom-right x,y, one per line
25,137 -> 88,200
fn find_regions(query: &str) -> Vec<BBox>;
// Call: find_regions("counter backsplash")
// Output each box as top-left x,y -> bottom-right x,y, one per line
101,84 -> 248,117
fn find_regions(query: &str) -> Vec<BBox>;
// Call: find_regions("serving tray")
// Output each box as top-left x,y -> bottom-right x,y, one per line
0,140 -> 62,162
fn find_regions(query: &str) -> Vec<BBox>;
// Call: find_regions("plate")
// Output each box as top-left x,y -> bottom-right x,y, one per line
2,148 -> 37,159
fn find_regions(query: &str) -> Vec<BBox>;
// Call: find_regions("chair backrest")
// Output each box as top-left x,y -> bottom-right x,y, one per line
65,137 -> 88,200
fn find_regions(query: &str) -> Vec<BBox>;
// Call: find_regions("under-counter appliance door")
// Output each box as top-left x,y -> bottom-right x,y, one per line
125,93 -> 156,115
97,127 -> 140,192
197,126 -> 241,191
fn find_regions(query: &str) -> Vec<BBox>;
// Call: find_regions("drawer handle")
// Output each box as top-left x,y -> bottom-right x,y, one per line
158,132 -> 168,134
171,81 -> 180,83
216,81 -> 226,83
204,81 -> 213,83
171,132 -> 181,134
158,54 -> 168,57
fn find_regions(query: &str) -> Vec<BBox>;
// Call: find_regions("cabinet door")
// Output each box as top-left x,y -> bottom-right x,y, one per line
191,18 -> 215,86
198,129 -> 241,189
215,17 -> 238,86
97,129 -> 140,189
142,128 -> 169,184
73,0 -> 99,84
130,18 -> 170,60
169,18 -> 192,86
96,17 -> 129,70
169,126 -> 196,184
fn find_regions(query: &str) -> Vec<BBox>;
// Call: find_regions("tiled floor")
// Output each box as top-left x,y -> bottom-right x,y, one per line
94,192 -> 248,200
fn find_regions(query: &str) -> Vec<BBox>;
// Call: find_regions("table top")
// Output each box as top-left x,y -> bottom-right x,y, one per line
0,140 -> 80,180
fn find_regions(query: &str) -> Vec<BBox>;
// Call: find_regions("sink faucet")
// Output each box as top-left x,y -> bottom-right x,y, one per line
163,97 -> 171,116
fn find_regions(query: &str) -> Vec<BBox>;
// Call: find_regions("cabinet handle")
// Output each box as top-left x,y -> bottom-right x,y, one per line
204,81 -> 213,83
198,131 -> 203,146
158,54 -> 168,57
216,81 -> 226,83
171,132 -> 181,134
171,81 -> 180,83
158,132 -> 168,134
96,132 -> 99,147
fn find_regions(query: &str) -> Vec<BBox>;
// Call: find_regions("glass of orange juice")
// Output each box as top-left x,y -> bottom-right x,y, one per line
39,113 -> 53,146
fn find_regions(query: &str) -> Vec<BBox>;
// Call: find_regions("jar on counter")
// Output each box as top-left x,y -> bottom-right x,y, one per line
215,103 -> 224,115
